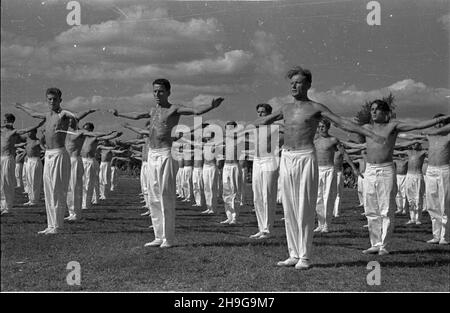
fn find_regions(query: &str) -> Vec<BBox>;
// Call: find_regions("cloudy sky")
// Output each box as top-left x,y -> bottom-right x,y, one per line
1,0 -> 449,139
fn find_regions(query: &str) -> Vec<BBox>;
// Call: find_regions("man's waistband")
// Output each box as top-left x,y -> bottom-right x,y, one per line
366,162 -> 394,169
45,148 -> 67,156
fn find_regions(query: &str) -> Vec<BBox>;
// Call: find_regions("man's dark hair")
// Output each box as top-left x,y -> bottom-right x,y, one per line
370,99 -> 391,113
4,113 -> 15,123
319,118 -> 331,128
256,103 -> 273,114
83,122 -> 94,131
433,113 -> 445,119
225,121 -> 237,128
286,66 -> 312,84
46,87 -> 62,99
152,78 -> 171,92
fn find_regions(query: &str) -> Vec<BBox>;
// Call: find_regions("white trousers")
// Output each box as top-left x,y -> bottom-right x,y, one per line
140,161 -> 149,208
217,168 -> 223,201
192,167 -> 205,207
43,148 -> 70,230
147,148 -> 176,244
82,158 -> 98,210
92,160 -> 100,203
23,160 -> 28,194
202,164 -> 218,211
333,171 -> 343,216
425,165 -> 450,242
110,166 -> 118,191
25,157 -> 43,204
405,173 -> 425,222
182,166 -> 194,202
252,156 -> 278,234
357,174 -> 364,207
176,167 -> 184,197
1,156 -> 16,212
15,162 -> 24,188
240,167 -> 248,204
67,156 -> 84,218
396,174 -> 407,211
316,165 -> 337,229
276,173 -> 282,204
364,163 -> 397,249
99,161 -> 111,199
222,163 -> 241,221
280,149 -> 318,261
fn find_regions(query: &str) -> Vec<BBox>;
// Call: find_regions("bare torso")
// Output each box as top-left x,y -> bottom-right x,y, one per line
334,150 -> 344,171
101,149 -> 113,162
81,137 -> 98,158
147,105 -> 181,149
426,134 -> 450,167
44,111 -> 71,149
282,101 -> 321,151
0,128 -> 19,157
365,122 -> 398,164
65,132 -> 86,157
394,158 -> 408,175
314,135 -> 338,167
407,150 -> 426,174
26,138 -> 42,158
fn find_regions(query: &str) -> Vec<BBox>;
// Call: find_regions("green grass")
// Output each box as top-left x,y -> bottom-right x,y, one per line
1,176 -> 449,291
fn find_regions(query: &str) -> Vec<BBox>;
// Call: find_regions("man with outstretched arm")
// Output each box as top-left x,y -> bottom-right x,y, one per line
254,66 -> 385,269
111,78 -> 223,248
1,114 -> 45,215
356,100 -> 449,255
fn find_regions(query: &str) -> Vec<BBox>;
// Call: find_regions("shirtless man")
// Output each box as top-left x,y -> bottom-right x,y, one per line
14,89 -> 77,233
412,115 -> 450,244
98,139 -> 126,200
314,118 -> 362,233
220,121 -> 243,225
23,128 -> 44,206
333,143 -> 361,218
254,66 -> 384,269
175,144 -> 185,199
80,122 -> 121,210
62,118 -> 115,220
1,114 -> 45,215
404,142 -> 427,225
110,78 -> 223,248
122,123 -> 151,215
250,103 -> 280,239
394,155 -> 409,214
349,100 -> 448,255
202,131 -> 219,214
192,132 -> 206,209
15,148 -> 26,189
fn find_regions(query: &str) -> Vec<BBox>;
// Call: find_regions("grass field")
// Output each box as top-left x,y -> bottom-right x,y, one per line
1,175 -> 449,292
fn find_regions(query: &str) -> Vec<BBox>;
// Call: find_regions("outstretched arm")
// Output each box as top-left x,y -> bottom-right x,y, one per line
17,119 -> 46,135
338,144 -> 363,178
319,104 -> 384,144
108,109 -> 150,120
253,109 -> 284,126
421,123 -> 450,136
175,98 -> 224,115
396,115 -> 450,132
394,139 -> 423,150
342,141 -> 366,149
15,103 -> 46,119
122,123 -> 149,135
76,109 -> 97,121
97,131 -> 123,141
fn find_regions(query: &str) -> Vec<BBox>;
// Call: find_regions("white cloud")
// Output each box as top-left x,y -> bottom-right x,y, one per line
251,31 -> 286,75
